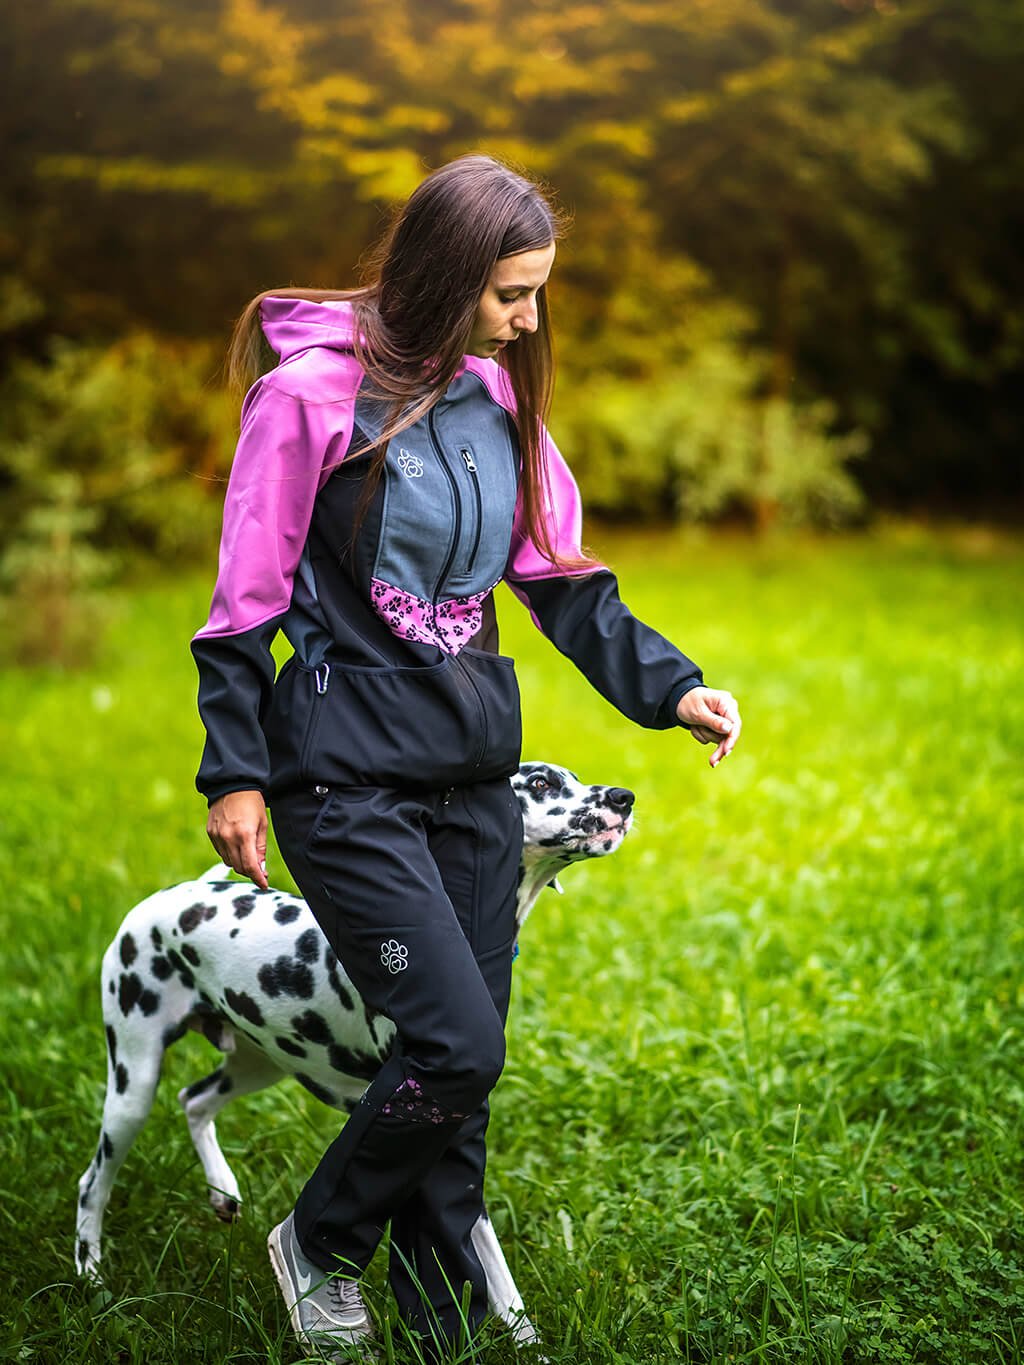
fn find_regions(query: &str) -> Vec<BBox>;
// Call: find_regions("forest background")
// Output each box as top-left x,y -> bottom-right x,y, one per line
1,0 -> 1022,662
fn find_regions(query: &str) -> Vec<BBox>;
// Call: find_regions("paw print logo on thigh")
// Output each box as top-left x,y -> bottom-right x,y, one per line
381,939 -> 409,974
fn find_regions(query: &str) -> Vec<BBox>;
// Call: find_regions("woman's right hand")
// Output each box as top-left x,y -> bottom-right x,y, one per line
206,790 -> 269,890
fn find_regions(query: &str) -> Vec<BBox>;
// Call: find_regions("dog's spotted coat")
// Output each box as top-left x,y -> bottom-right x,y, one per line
75,763 -> 634,1349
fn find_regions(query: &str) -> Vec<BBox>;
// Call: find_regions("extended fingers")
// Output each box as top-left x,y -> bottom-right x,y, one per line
680,688 -> 742,767
206,794 -> 269,888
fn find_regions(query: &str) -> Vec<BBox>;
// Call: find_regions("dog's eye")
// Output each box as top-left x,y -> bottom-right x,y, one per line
528,775 -> 549,792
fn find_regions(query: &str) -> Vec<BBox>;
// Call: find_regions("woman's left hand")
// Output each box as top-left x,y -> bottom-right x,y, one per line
676,687 -> 742,768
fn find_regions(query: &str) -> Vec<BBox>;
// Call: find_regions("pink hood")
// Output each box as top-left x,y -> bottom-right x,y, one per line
259,296 -> 360,364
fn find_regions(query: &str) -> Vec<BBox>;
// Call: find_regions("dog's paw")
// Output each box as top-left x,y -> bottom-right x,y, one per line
210,1192 -> 241,1223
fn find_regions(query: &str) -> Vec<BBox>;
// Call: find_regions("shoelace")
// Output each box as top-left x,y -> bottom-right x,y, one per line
325,1276 -> 364,1316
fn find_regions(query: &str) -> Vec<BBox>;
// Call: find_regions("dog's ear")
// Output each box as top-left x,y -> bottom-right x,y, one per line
547,877 -> 564,895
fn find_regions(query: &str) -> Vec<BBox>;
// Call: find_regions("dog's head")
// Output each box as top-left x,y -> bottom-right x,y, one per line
513,761 -> 635,862
511,761 -> 635,930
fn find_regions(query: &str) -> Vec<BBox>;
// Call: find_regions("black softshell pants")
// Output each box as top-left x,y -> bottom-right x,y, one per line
271,777 -> 522,1353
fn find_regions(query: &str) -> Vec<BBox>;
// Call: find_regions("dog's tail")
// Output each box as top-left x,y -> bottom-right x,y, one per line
197,862 -> 234,883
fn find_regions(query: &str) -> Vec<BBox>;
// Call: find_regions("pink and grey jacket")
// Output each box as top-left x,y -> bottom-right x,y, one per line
192,298 -> 703,802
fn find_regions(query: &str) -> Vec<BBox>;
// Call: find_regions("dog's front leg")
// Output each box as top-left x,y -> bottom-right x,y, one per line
471,1209 -> 545,1353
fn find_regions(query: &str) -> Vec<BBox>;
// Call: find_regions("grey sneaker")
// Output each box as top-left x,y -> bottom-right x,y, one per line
267,1212 -> 374,1360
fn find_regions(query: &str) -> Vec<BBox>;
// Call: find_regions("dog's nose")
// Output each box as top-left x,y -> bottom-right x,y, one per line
607,788 -> 635,812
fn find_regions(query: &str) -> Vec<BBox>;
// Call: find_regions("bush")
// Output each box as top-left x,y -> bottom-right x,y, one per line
0,331 -> 234,665
553,216 -> 867,527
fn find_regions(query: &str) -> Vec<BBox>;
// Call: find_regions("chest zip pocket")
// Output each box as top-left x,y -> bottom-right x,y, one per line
456,446 -> 482,580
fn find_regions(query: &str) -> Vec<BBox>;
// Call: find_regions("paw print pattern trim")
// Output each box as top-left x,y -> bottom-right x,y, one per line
380,939 -> 409,974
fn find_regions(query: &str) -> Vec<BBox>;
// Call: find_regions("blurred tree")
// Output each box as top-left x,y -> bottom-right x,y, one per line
0,0 -> 1020,530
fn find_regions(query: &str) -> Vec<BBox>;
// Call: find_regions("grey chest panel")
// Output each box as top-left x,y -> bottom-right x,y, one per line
358,372 -> 520,603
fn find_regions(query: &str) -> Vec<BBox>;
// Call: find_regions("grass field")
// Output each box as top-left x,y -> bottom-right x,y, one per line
2,526 -> 1023,1364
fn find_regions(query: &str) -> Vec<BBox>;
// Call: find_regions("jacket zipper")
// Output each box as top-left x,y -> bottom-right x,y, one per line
428,417 -> 486,767
429,410 -> 461,597
458,446 -> 483,575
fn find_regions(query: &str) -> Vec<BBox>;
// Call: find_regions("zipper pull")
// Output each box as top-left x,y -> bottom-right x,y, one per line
315,662 -> 331,695
459,447 -> 477,474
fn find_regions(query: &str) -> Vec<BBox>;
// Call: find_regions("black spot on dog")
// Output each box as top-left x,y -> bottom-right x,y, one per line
230,927 -> 240,938
296,1073 -> 336,1106
163,1020 -> 188,1048
115,1063 -> 129,1094
258,956 -> 315,1000
275,1035 -> 307,1059
79,1168 -> 96,1207
291,1009 -> 331,1045
108,980 -> 115,994
516,795 -> 528,813
181,943 -> 201,967
78,1238 -> 90,1263
184,1069 -> 221,1100
151,954 -> 173,981
217,1075 -> 233,1095
151,926 -> 163,950
94,1138 -> 104,1169
327,1044 -> 378,1079
119,934 -> 138,968
327,966 -> 354,1012
139,988 -> 160,1016
233,894 -> 255,918
105,1025 -> 118,1066
547,806 -> 565,817
295,928 -> 320,963
179,902 -> 217,934
325,947 -> 337,971
179,904 -> 203,934
102,1131 -> 114,1160
274,903 -> 301,925
118,973 -> 143,1016
224,987 -> 265,1027
209,881 -> 233,892
165,949 -> 195,989
194,1004 -> 229,1049
364,1003 -> 385,1046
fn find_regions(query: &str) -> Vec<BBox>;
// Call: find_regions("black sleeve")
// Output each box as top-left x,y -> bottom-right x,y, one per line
191,619 -> 282,804
509,568 -> 704,730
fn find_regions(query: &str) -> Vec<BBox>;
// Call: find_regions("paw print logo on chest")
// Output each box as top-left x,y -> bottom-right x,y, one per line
397,448 -> 424,479
381,939 -> 409,974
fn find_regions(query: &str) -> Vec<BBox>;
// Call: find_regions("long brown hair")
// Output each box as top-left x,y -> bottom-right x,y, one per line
226,155 -> 593,571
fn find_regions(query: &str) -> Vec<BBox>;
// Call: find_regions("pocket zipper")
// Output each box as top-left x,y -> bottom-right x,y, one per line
458,447 -> 483,576
300,662 -> 331,779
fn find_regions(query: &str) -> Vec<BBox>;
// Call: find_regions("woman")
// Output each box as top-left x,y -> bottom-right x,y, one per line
193,154 -> 741,1360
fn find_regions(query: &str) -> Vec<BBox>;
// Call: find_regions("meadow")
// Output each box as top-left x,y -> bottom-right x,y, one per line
1,526 -> 1022,1364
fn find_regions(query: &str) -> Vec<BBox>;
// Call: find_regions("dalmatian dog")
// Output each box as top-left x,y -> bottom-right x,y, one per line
75,762 -> 634,1349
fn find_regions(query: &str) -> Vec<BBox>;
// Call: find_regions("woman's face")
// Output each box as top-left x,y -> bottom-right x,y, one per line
466,242 -> 557,359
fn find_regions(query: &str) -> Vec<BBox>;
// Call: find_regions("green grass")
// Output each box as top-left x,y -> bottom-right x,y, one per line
1,525 -> 1023,1364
